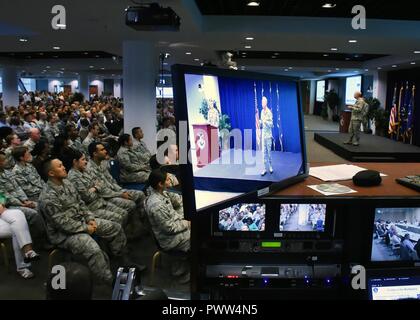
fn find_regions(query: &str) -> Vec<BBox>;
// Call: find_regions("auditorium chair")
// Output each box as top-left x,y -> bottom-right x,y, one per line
108,159 -> 145,191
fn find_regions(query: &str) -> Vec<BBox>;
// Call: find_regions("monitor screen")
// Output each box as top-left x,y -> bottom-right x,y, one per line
371,208 -> 420,262
368,276 -> 420,300
218,203 -> 266,232
172,65 -> 307,214
345,76 -> 362,105
279,204 -> 326,232
316,81 -> 325,102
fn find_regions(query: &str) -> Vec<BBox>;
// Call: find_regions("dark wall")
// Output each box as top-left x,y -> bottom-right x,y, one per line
386,68 -> 420,146
103,79 -> 114,96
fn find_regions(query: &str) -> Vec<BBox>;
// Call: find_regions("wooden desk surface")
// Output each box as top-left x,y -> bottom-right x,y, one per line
270,162 -> 420,199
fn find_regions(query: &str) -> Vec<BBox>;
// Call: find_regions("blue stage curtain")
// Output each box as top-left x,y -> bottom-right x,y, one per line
218,77 -> 302,153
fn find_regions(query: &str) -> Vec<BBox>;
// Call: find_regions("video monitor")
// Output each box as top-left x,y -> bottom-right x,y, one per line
218,203 -> 266,232
279,204 -> 326,232
371,208 -> 420,262
368,275 -> 420,301
345,75 -> 362,105
172,65 -> 307,215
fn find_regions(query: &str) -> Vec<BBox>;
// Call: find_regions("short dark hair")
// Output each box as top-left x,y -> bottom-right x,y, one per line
149,155 -> 161,170
80,118 -> 90,128
88,123 -> 99,132
132,127 -> 141,137
88,142 -> 101,159
5,134 -> 17,146
46,262 -> 93,300
12,146 -> 28,162
42,158 -> 55,179
61,149 -> 84,172
31,138 -> 49,157
118,134 -> 131,147
148,168 -> 167,190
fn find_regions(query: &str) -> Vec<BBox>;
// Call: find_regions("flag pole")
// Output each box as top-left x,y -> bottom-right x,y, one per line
254,81 -> 260,150
396,83 -> 404,141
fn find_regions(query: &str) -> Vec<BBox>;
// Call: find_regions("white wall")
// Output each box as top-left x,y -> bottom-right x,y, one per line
309,80 -> 316,115
48,79 -> 79,93
90,80 -> 104,96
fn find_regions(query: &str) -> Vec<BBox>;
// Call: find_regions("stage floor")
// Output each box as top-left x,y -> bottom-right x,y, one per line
192,149 -> 304,194
314,133 -> 420,162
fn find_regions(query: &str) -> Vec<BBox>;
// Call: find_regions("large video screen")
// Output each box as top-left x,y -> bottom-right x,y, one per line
345,76 -> 362,105
371,208 -> 420,262
316,80 -> 325,102
173,66 -> 306,213
218,203 -> 266,232
279,204 -> 326,232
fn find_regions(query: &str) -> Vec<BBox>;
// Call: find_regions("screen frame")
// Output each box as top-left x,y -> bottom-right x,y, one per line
172,64 -> 308,218
316,80 -> 326,103
367,206 -> 420,268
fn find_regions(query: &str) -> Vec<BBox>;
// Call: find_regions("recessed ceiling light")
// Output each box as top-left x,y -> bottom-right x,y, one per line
288,67 -> 293,69
392,65 -> 397,68
244,45 -> 252,49
348,40 -> 358,43
89,66 -> 94,68
247,1 -> 260,6
101,68 -> 105,70
345,58 -> 350,60
46,66 -> 50,69
61,68 -> 65,70
53,55 -> 59,58
335,68 -> 340,71
271,56 -> 277,59
194,58 -> 200,62
284,69 -> 289,72
364,69 -> 369,72
53,46 -> 61,50
19,38 -> 28,42
245,37 -> 254,41
323,54 -> 329,57
185,52 -> 192,55
95,55 -> 100,58
414,51 -> 420,54
328,70 -> 332,72
322,3 -> 336,9
84,52 -> 89,55
411,62 -> 416,65
331,48 -> 338,51
377,67 -> 382,70
274,53 -> 280,55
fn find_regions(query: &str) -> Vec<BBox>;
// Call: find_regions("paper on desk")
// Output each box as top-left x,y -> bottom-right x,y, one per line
309,164 -> 387,182
308,184 -> 358,196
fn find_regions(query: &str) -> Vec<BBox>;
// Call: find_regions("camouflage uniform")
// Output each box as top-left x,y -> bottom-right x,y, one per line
0,168 -> 45,236
69,137 -> 85,155
132,139 -> 152,166
348,98 -> 369,145
144,189 -> 190,252
39,179 -> 126,284
4,147 -> 15,170
12,163 -> 46,201
23,139 -> 36,153
82,134 -> 97,155
116,146 -> 151,184
44,123 -> 61,144
67,168 -> 128,225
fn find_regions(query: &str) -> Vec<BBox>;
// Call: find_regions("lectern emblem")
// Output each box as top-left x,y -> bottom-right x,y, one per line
197,133 -> 206,150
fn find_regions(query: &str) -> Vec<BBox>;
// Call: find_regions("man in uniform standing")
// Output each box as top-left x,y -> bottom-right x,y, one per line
344,91 -> 369,147
260,96 -> 274,176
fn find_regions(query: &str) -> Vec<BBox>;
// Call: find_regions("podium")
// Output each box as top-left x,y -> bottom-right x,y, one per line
192,124 -> 219,168
339,110 -> 352,133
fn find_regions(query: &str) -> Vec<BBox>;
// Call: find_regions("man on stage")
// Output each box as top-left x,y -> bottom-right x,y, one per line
344,91 -> 369,147
260,96 -> 274,176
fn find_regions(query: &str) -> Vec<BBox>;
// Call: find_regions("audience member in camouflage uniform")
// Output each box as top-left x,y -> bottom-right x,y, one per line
144,169 -> 190,252
66,150 -> 128,225
82,123 -> 100,155
4,134 -> 21,170
132,127 -> 152,165
39,159 -> 127,285
116,134 -> 151,184
12,146 -> 46,201
0,151 -> 45,236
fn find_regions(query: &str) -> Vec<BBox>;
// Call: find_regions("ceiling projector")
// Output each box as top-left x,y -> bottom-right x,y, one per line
125,3 -> 181,31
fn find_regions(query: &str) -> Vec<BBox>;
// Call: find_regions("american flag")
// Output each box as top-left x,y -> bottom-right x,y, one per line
254,82 -> 261,149
389,84 -> 398,135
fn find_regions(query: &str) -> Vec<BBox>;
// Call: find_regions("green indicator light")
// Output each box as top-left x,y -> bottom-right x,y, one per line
261,242 -> 282,248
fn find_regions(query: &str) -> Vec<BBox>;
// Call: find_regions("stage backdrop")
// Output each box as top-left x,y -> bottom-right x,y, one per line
218,78 -> 302,153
